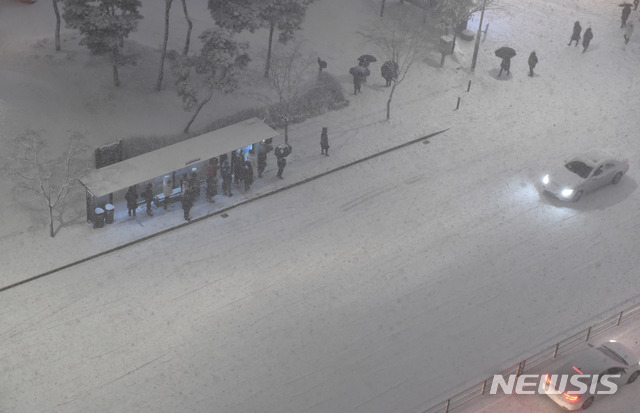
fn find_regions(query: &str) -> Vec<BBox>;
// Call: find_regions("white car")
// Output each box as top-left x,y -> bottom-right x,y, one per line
542,150 -> 629,202
543,341 -> 640,410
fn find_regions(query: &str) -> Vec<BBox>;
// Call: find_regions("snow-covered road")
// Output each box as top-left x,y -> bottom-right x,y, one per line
3,115 -> 640,412
3,0 -> 640,412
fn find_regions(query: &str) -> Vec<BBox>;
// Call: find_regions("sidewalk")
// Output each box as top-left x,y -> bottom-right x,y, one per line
0,70 -> 464,290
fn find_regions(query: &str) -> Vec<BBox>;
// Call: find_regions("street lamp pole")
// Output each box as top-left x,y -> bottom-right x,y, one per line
471,0 -> 486,72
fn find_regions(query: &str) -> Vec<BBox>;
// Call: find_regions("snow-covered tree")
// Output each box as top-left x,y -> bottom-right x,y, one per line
208,0 -> 315,78
62,0 -> 142,87
440,0 -> 481,53
172,28 -> 249,133
362,10 -> 426,120
2,131 -> 88,238
266,42 -> 315,144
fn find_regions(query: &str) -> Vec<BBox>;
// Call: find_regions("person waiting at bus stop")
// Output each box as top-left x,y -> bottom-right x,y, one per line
141,183 -> 154,217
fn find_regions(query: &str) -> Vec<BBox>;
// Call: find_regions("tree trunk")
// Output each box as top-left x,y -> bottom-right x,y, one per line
53,0 -> 61,51
181,0 -> 193,55
184,87 -> 213,133
380,0 -> 386,17
386,82 -> 397,120
113,64 -> 120,87
284,121 -> 289,144
48,205 -> 55,238
264,23 -> 275,78
156,0 -> 172,91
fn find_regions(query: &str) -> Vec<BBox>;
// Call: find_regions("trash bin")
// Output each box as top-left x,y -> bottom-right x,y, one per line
94,207 -> 105,228
104,203 -> 115,224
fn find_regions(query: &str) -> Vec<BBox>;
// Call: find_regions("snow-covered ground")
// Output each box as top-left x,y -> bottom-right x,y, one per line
2,0 -> 640,412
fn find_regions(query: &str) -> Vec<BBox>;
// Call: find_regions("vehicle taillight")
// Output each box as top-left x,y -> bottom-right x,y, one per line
563,392 -> 580,402
545,374 -> 552,385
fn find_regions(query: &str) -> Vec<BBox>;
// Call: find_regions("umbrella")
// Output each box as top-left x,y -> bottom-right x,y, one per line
619,2 -> 633,6
494,46 -> 516,59
349,66 -> 370,77
357,54 -> 377,64
381,61 -> 399,77
275,143 -> 292,158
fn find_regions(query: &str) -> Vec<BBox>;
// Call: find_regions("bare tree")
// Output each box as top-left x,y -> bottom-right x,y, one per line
172,28 -> 249,134
266,42 -> 316,144
3,131 -> 88,238
156,0 -> 173,91
362,10 -> 426,120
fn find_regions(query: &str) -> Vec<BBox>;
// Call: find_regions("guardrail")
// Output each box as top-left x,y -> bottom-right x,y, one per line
420,301 -> 640,413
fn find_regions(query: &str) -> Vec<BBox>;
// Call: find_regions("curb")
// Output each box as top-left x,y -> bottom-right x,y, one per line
0,128 -> 448,294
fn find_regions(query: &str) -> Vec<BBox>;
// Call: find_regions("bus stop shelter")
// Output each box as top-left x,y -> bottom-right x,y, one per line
81,118 -> 280,224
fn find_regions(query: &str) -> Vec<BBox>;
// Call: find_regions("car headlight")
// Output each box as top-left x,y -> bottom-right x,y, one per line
542,174 -> 549,184
561,188 -> 574,197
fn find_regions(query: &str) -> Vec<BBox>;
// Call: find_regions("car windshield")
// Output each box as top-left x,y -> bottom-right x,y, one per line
565,160 -> 593,179
597,345 -> 629,366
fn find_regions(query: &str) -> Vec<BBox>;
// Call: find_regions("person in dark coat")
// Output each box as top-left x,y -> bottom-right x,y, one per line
568,21 -> 581,46
276,155 -> 287,179
582,27 -> 593,52
527,51 -> 538,77
125,185 -> 138,216
180,174 -> 192,221
205,158 -> 218,203
244,161 -> 254,191
257,151 -> 267,178
352,73 -> 362,95
381,61 -> 398,87
320,127 -> 329,156
189,168 -> 200,199
141,182 -> 154,217
635,0 -> 639,10
233,150 -> 245,186
221,158 -> 233,196
622,4 -> 632,28
498,57 -> 511,77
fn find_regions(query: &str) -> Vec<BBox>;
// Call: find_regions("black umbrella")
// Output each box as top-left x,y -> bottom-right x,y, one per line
349,66 -> 370,77
275,143 -> 292,158
619,2 -> 633,6
357,54 -> 377,64
381,61 -> 398,76
495,47 -> 516,59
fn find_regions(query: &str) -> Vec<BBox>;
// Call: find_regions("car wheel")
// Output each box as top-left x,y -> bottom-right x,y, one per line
573,190 -> 583,202
612,172 -> 623,184
581,396 -> 594,410
628,370 -> 640,384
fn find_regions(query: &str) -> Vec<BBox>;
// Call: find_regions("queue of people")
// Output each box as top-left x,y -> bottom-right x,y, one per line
125,141 -> 281,222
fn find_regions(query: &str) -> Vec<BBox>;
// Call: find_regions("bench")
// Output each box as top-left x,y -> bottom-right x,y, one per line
153,187 -> 182,208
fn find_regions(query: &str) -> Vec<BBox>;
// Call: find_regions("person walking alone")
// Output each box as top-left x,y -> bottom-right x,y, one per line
320,127 -> 330,156
527,51 -> 538,77
622,4 -> 632,28
582,27 -> 593,53
568,21 -> 582,46
498,57 -> 511,77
